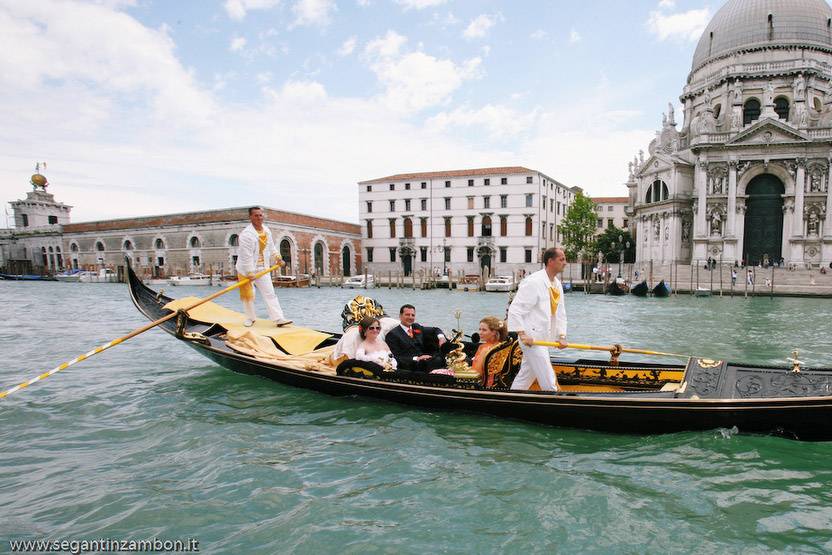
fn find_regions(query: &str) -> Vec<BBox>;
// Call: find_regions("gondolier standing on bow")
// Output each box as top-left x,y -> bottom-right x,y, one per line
507,247 -> 567,391
236,207 -> 292,327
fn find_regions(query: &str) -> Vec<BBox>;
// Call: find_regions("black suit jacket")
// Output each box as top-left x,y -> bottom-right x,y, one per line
386,323 -> 444,371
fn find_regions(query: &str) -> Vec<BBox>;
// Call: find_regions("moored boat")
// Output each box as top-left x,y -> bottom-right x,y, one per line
342,275 -> 374,289
606,277 -> 629,296
695,287 -> 712,297
169,273 -> 212,286
652,280 -> 671,297
126,263 -> 832,440
484,276 -> 515,292
631,280 -> 649,297
55,269 -> 83,282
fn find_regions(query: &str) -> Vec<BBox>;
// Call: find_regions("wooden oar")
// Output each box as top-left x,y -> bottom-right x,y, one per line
534,341 -> 690,359
0,262 -> 282,400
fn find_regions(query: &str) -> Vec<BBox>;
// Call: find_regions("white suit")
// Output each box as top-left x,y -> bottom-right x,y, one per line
235,223 -> 286,322
507,268 -> 567,391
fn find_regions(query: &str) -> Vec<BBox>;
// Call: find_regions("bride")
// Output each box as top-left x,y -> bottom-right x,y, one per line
355,316 -> 397,370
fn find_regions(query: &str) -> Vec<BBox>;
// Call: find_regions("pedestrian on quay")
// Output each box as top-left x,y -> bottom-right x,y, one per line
731,269 -> 737,286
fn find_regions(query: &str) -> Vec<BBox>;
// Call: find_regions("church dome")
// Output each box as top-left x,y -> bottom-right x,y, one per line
691,0 -> 832,70
31,173 -> 47,187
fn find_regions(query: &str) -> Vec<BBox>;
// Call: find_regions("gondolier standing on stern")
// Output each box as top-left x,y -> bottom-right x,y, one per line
236,206 -> 292,327
507,247 -> 567,391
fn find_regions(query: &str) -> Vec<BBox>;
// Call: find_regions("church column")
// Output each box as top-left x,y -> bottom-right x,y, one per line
793,159 -> 806,236
727,160 -> 737,236
695,158 -> 707,236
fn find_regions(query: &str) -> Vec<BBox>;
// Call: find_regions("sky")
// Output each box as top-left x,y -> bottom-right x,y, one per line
0,0 -> 720,225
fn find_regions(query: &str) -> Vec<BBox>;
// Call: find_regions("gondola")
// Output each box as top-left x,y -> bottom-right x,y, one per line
630,280 -> 649,297
605,278 -> 629,296
127,263 -> 832,440
652,280 -> 671,297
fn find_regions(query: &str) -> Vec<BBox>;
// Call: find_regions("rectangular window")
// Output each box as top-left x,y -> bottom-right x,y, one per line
467,216 -> 474,237
22,214 -> 28,227
444,217 -> 452,237
420,246 -> 427,262
608,218 -> 614,228
550,199 -> 554,212
389,183 -> 395,191
597,218 -> 603,228
48,215 -> 58,224
542,222 -> 546,239
444,246 -> 451,263
467,197 -> 474,209
525,194 -> 533,208
524,249 -> 532,263
467,247 -> 474,262
500,195 -> 507,208
444,197 -> 451,210
542,195 -> 547,210
500,216 -> 507,236
483,196 -> 491,209
468,179 -> 474,186
549,223 -> 554,238
192,256 -> 200,266
389,248 -> 396,262
157,256 -> 165,266
445,180 -> 451,188
421,198 -> 427,211
526,176 -> 533,184
366,185 -> 372,192
367,201 -> 372,213
420,217 -> 427,237
499,247 -> 507,263
421,182 -> 427,189
484,178 -> 490,186
405,183 -> 411,190
389,199 -> 395,212
405,199 -> 411,211
608,206 -> 614,211
367,247 -> 374,263
366,220 -> 373,238
501,177 -> 507,185
389,219 -> 396,237
623,219 -> 629,228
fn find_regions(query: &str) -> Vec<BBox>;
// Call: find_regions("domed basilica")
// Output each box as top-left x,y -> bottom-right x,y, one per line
628,0 -> 832,267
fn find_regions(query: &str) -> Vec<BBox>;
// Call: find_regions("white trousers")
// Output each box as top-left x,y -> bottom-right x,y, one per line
510,343 -> 558,391
242,266 -> 285,321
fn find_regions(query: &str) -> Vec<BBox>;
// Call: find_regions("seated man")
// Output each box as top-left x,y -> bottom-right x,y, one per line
386,304 -> 447,372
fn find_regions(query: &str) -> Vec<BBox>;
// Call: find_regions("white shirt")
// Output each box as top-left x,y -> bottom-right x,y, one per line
235,223 -> 278,276
507,268 -> 567,341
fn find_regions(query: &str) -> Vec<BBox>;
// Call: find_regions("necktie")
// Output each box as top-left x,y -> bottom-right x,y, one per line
407,327 -> 414,338
549,286 -> 559,315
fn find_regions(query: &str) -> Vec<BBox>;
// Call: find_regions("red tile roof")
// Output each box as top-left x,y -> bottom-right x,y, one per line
358,166 -> 537,184
63,207 -> 360,235
591,197 -> 629,203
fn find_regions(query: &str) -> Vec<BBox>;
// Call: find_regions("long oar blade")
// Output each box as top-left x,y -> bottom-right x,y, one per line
0,262 -> 281,400
534,341 -> 690,359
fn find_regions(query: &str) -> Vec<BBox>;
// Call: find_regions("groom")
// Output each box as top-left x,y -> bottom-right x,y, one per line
386,304 -> 447,372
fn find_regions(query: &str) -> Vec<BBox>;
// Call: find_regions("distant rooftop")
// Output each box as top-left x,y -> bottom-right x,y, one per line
359,166 -> 540,185
591,196 -> 629,203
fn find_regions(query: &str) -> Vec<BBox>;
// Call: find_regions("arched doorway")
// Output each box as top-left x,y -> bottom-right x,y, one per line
399,246 -> 414,276
314,242 -> 325,275
342,245 -> 351,276
280,239 -> 292,274
743,174 -> 784,266
478,246 -> 493,276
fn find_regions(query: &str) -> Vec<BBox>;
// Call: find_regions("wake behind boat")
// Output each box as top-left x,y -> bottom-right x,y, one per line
127,263 -> 832,441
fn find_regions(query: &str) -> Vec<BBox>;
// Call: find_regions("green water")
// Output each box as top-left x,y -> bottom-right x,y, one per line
2,282 -> 832,553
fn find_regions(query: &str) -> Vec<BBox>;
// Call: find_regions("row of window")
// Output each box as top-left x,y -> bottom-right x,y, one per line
595,205 -> 617,212
644,180 -> 669,204
73,234 -> 241,253
365,246 -> 535,264
367,194 -> 537,213
366,176 -> 534,193
18,214 -> 59,227
366,215 -> 545,239
597,218 -> 629,229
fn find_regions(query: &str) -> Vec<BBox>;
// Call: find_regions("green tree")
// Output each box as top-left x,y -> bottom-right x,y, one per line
596,225 -> 635,264
557,192 -> 597,261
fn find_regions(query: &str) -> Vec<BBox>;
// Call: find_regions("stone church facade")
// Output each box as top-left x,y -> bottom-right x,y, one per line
628,0 -> 832,267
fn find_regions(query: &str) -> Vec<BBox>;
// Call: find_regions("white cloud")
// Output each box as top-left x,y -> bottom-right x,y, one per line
224,0 -> 281,20
396,0 -> 446,9
356,0 -> 370,6
646,8 -> 710,42
569,28 -> 581,44
230,36 -> 247,51
427,105 -> 541,138
291,0 -> 336,27
658,0 -> 675,8
463,13 -> 500,40
363,31 -> 482,113
530,29 -> 547,40
337,36 -> 357,56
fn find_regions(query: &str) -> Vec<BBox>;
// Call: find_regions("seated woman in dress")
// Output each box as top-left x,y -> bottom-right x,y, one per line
355,316 -> 397,370
472,316 -> 508,386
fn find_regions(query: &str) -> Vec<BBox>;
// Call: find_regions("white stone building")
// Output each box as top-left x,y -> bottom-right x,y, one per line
357,166 -> 580,276
627,0 -> 832,267
591,197 -> 630,234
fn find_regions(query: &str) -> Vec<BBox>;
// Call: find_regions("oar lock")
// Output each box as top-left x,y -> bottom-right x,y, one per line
788,349 -> 803,373
609,344 -> 623,366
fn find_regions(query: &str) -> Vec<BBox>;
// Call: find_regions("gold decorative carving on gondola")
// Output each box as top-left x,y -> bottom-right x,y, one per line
697,358 -> 721,368
341,295 -> 386,331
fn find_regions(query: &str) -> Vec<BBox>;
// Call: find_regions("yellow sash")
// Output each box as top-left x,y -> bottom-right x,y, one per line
257,230 -> 267,265
549,285 -> 560,315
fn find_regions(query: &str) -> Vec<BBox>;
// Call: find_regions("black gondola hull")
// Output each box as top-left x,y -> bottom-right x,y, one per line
127,264 -> 832,441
